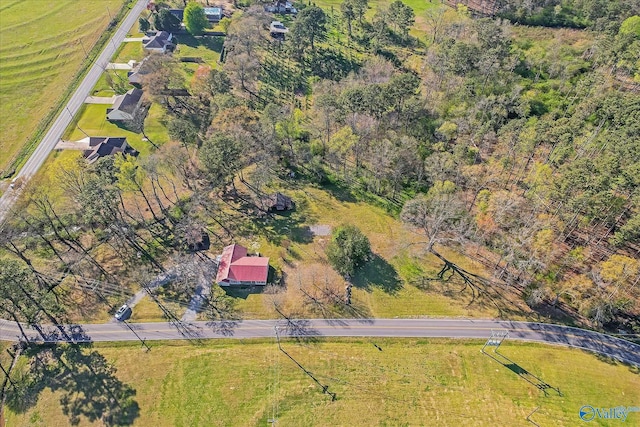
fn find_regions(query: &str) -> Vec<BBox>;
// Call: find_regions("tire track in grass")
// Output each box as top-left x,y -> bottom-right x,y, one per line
0,45 -> 78,77
0,51 -> 79,86
0,1 -> 68,34
0,15 -> 107,57
0,0 -> 21,13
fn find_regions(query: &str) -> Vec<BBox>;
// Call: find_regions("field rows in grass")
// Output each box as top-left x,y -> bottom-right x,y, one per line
0,0 -> 126,173
5,339 -> 639,426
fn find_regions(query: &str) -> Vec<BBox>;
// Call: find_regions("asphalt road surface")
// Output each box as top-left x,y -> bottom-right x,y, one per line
0,0 -> 149,225
1,318 -> 638,366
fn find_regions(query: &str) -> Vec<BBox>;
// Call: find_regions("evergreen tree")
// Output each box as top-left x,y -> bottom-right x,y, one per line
326,225 -> 371,277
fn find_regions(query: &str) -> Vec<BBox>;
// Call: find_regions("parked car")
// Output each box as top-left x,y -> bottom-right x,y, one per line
270,21 -> 289,37
114,304 -> 132,321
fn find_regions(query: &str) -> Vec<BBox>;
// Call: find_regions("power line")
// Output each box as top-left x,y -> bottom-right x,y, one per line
274,325 -> 336,401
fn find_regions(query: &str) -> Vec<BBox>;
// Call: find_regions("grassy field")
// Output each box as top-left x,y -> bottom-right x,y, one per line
174,34 -> 224,67
0,0 -> 126,174
4,338 -> 639,426
206,181 -> 531,323
112,40 -> 145,63
314,0 -> 441,39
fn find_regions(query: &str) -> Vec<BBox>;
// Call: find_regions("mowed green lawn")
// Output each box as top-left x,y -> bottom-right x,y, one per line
174,34 -> 223,67
64,103 -> 169,156
0,0 -> 126,172
5,339 -> 639,426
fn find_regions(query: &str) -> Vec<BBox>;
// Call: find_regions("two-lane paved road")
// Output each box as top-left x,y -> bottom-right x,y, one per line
0,0 -> 149,224
1,318 -> 638,366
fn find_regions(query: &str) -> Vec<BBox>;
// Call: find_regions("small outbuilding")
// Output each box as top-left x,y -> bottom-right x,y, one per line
269,21 -> 289,38
265,1 -> 297,14
204,7 -> 223,22
263,192 -> 293,211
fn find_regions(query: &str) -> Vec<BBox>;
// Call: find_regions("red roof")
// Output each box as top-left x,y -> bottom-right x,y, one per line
216,244 -> 269,284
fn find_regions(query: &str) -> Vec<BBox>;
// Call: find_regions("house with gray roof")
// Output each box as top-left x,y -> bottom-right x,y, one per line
83,137 -> 138,164
106,88 -> 143,121
143,31 -> 174,54
127,57 -> 150,85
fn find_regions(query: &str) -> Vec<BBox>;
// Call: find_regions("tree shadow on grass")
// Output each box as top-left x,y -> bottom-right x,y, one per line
255,207 -> 315,246
10,343 -> 140,426
53,346 -> 140,426
223,285 -> 266,300
174,33 -> 199,48
305,47 -> 361,80
323,181 -> 358,203
201,35 -> 224,52
330,299 -> 374,322
410,250 -> 531,319
595,352 -> 619,366
591,351 -> 640,375
483,347 -> 562,396
352,254 -> 402,294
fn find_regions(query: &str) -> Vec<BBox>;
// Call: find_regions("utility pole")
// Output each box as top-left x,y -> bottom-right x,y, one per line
66,107 -> 89,138
482,329 -> 508,354
79,39 -> 89,59
123,320 -> 151,352
274,326 -> 336,401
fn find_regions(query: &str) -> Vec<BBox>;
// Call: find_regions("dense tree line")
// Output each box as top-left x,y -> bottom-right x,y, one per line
220,2 -> 640,330
494,0 -> 640,30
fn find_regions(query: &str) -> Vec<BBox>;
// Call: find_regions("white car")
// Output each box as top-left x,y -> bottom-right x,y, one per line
270,21 -> 289,35
114,304 -> 132,321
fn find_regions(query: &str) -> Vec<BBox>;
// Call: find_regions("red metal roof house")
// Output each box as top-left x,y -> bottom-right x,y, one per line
215,244 -> 269,286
